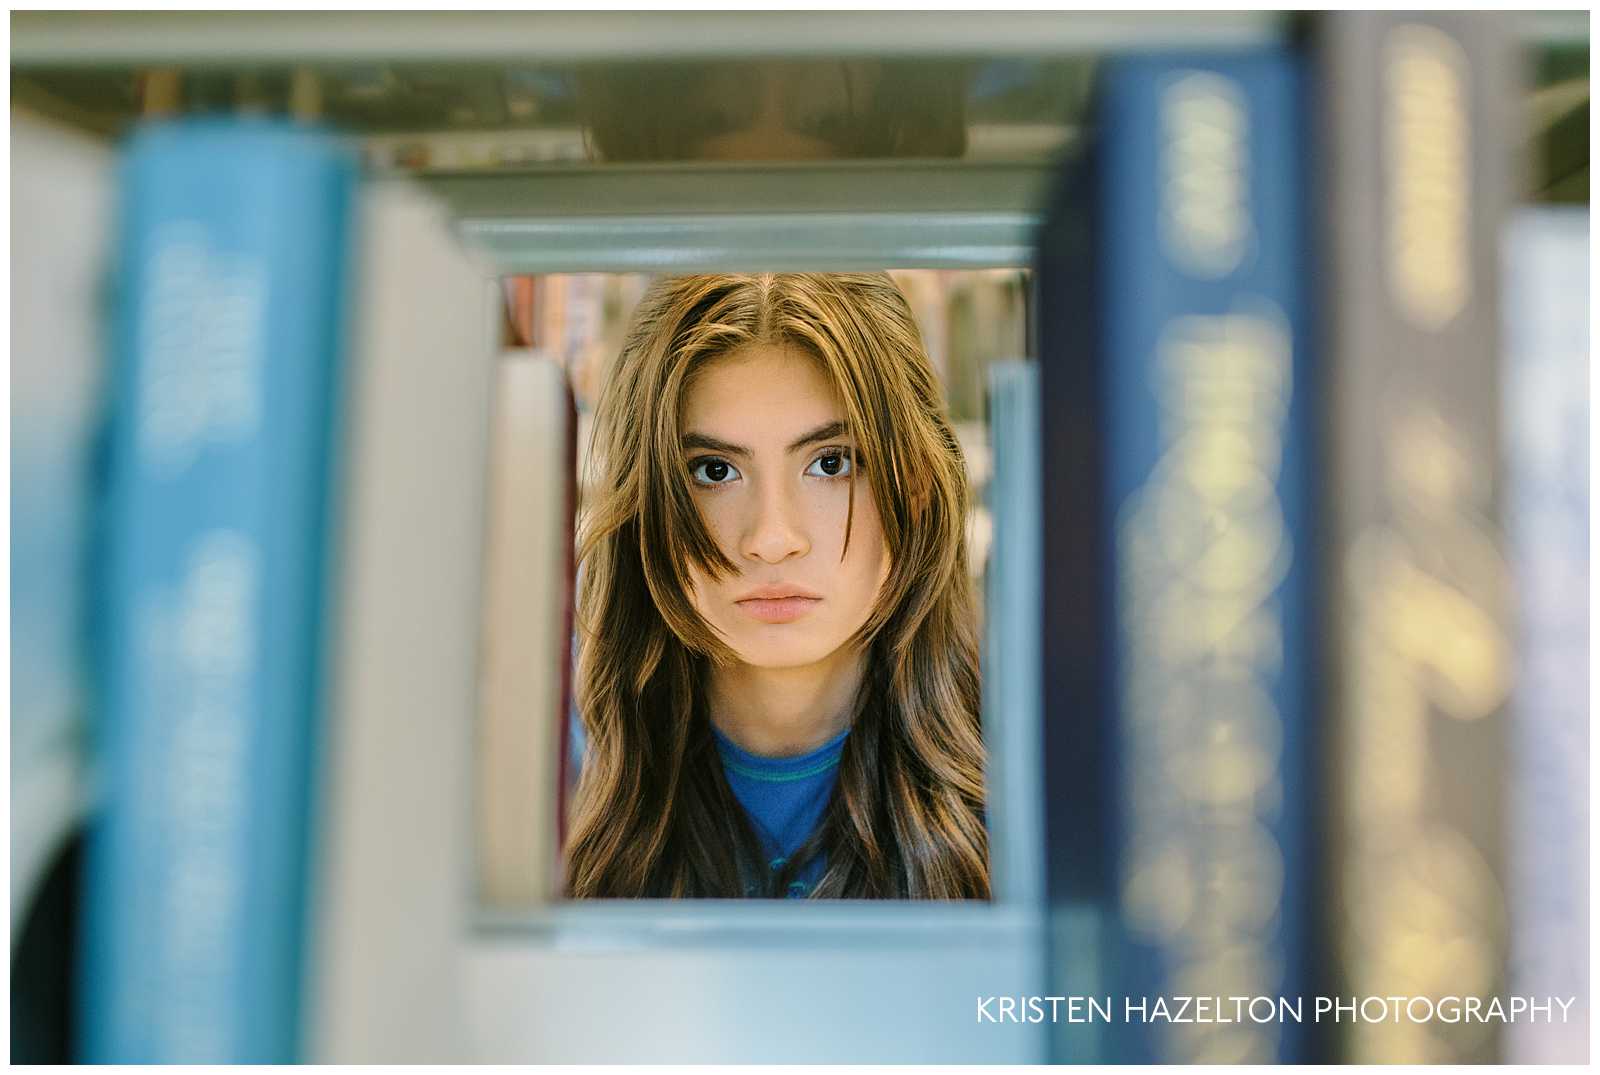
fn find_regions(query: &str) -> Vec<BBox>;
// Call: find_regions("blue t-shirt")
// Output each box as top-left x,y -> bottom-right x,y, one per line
566,707 -> 844,898
711,723 -> 847,900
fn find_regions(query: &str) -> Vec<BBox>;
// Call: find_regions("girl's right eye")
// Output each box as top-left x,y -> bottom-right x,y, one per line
690,457 -> 741,486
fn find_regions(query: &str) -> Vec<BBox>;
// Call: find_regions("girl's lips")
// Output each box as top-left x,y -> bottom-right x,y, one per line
735,596 -> 821,623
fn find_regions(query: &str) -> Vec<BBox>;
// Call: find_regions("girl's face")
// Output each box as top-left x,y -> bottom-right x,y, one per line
681,343 -> 891,670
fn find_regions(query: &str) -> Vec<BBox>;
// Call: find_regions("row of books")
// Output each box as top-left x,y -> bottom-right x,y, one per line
11,110 -> 578,1061
1008,12 -> 1588,1065
10,107 -> 1033,1064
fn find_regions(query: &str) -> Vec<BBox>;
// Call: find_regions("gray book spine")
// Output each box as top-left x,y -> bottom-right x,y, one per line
1315,12 -> 1517,1064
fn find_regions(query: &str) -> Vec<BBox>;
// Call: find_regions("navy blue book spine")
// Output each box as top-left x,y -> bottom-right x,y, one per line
1037,52 -> 1313,1064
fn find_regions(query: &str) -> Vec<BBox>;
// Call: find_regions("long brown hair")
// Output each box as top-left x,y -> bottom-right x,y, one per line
564,273 -> 989,899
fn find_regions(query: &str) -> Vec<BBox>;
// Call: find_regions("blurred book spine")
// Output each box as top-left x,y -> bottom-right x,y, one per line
1503,207 -> 1589,1064
10,108 -> 111,945
77,119 -> 357,1063
10,108 -> 114,1064
502,275 -> 537,348
984,361 -> 1075,1066
304,183 -> 496,1063
982,361 -> 1045,909
476,355 -> 577,905
1314,13 -> 1516,1064
1036,50 -> 1312,1063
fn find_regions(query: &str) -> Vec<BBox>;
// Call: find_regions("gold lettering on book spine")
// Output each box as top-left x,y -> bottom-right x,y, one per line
1339,22 -> 1510,1049
1162,73 -> 1252,279
1117,307 -> 1292,1064
1385,25 -> 1471,330
1342,410 -> 1510,1062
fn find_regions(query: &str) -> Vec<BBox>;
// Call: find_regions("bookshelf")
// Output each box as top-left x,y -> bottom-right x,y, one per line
12,10 -> 1586,64
462,903 -> 1058,1064
11,11 -> 1287,63
434,161 -> 1047,272
13,12 -> 1583,204
443,167 -> 1054,1066
10,9 -> 1590,1065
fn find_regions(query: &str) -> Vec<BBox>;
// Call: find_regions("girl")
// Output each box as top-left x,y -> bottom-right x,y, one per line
565,272 -> 989,900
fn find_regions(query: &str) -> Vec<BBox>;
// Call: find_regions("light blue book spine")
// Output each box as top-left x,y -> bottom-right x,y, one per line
982,360 -> 1045,912
1064,53 -> 1312,1063
985,360 -> 1090,1066
78,119 -> 357,1063
1503,207 -> 1590,1064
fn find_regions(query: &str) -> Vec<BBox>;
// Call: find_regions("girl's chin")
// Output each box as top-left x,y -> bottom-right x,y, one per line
721,635 -> 840,671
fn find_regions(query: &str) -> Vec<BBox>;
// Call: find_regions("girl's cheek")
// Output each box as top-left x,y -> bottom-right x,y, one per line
809,481 -> 855,545
693,493 -> 738,556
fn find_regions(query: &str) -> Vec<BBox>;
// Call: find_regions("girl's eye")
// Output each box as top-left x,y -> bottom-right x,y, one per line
690,457 -> 741,486
805,450 -> 853,479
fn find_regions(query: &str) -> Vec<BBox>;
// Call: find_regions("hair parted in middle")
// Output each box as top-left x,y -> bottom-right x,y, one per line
564,272 -> 989,900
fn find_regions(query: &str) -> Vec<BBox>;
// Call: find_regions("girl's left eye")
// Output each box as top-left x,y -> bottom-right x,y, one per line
805,450 -> 853,479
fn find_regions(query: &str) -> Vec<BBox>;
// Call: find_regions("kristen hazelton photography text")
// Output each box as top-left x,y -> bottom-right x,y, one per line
975,995 -> 1582,1027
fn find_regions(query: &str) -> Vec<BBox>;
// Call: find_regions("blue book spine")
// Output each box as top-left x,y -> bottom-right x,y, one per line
1037,53 -> 1312,1063
1503,207 -> 1590,1064
77,119 -> 357,1063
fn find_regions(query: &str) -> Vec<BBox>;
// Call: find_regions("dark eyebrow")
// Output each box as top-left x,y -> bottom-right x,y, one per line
682,432 -> 750,457
682,420 -> 850,458
786,420 -> 849,453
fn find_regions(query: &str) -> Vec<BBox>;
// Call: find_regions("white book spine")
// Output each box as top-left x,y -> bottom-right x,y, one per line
10,110 -> 113,940
305,182 -> 497,1062
477,354 -> 571,906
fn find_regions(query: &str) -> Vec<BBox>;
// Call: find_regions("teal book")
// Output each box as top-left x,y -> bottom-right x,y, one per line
77,119 -> 357,1062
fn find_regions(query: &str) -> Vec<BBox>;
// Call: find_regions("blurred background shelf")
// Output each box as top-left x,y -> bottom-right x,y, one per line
437,161 -> 1047,271
459,903 -> 1060,1064
11,10 -> 1289,64
12,10 -> 1586,65
12,10 -> 1586,205
471,898 -> 1044,946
